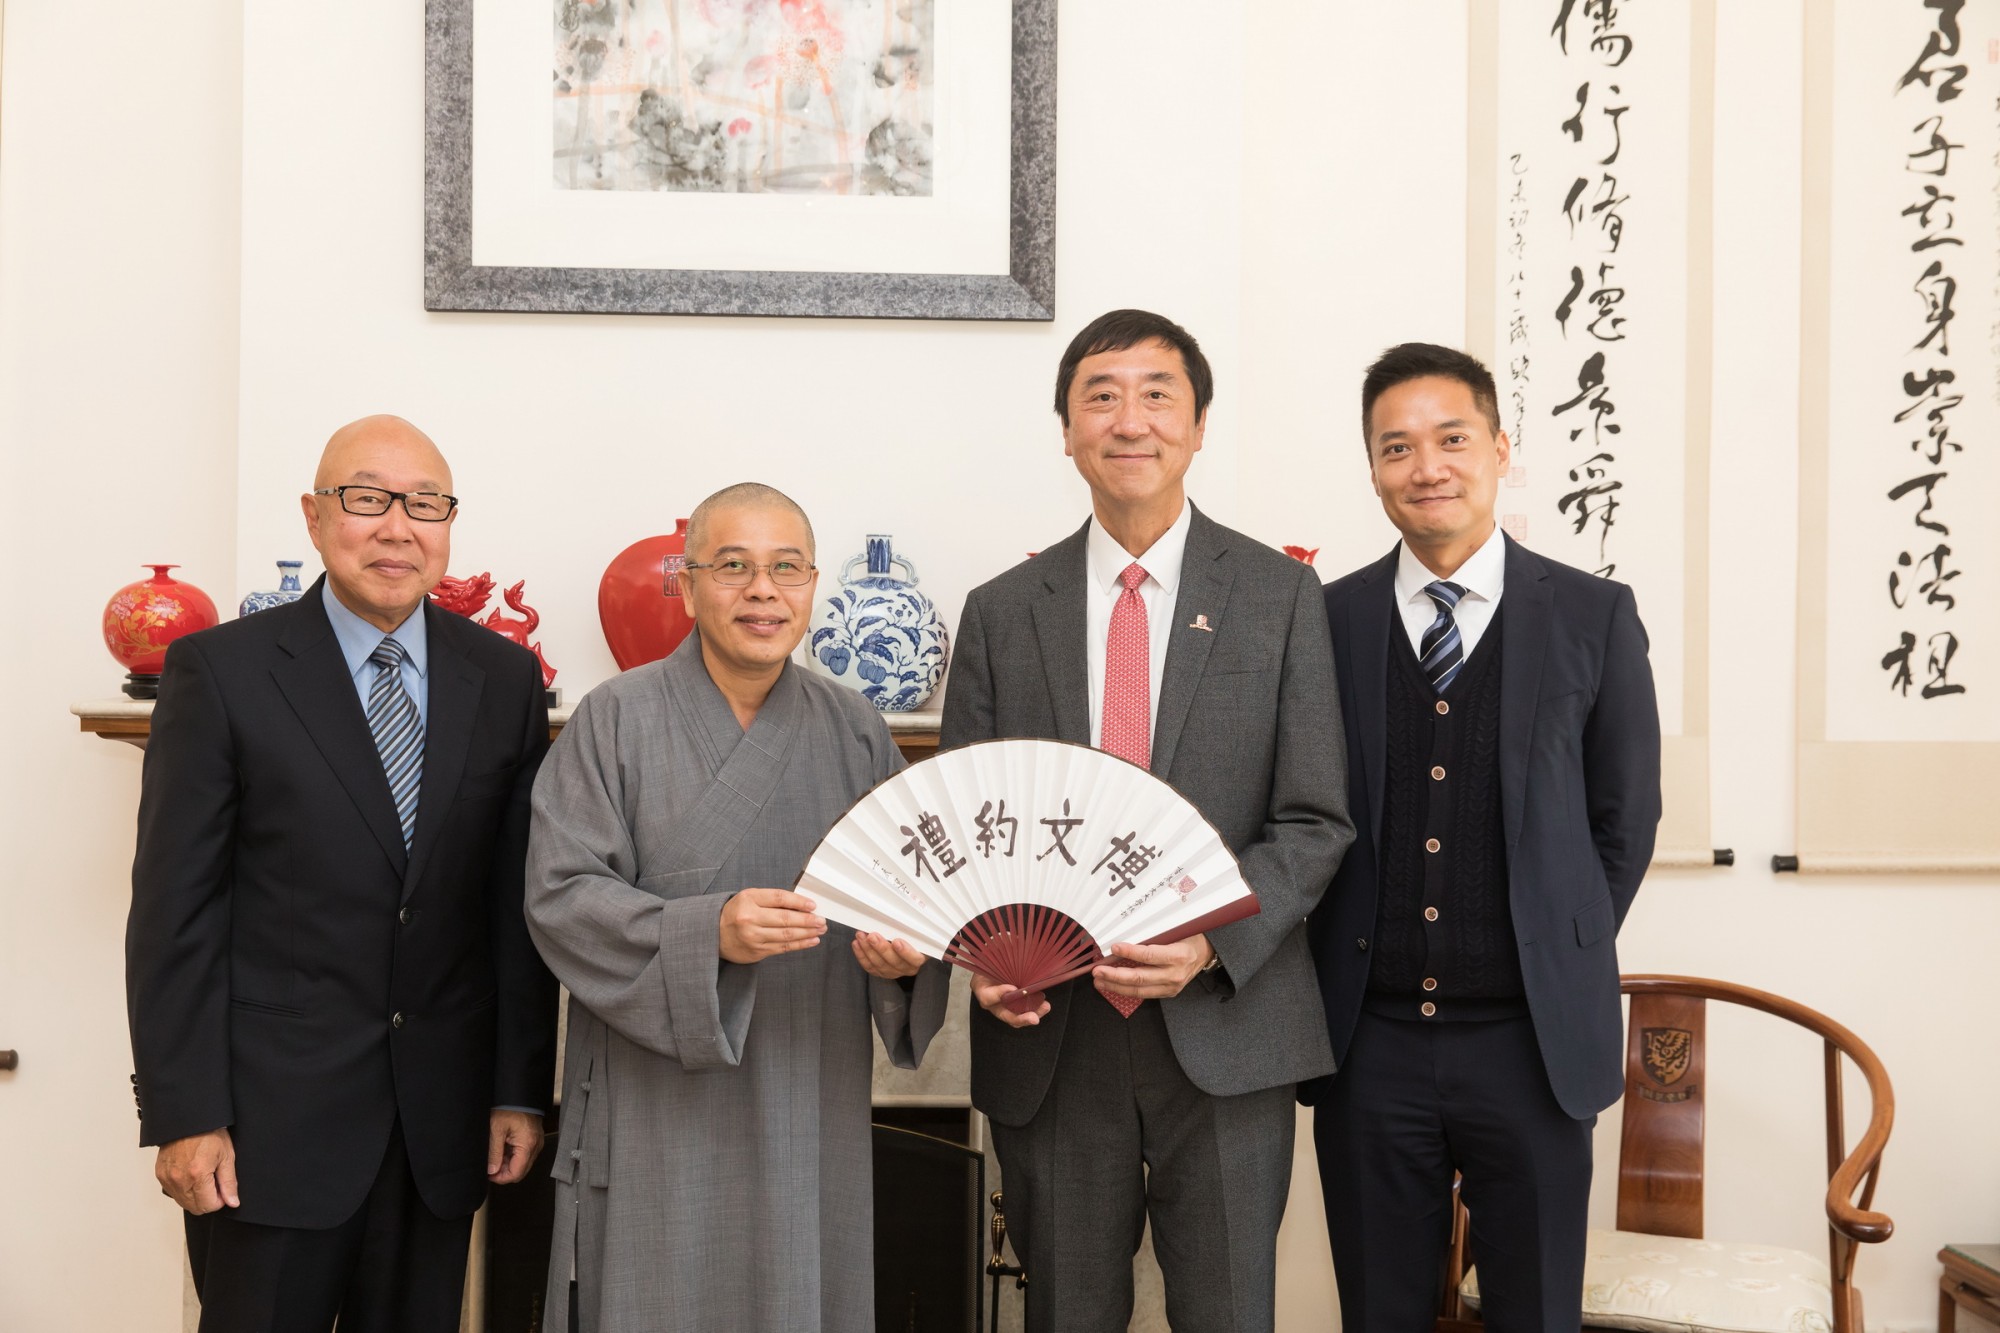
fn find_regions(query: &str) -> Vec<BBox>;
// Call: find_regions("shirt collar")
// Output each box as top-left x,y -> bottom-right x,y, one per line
1395,523 -> 1508,606
1087,498 -> 1193,596
323,582 -> 430,682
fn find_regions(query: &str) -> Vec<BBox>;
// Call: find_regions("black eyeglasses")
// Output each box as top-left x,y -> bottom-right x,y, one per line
683,558 -> 817,588
312,486 -> 459,522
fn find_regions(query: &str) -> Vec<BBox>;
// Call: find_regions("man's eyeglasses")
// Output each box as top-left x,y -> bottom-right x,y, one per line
683,559 -> 816,588
312,486 -> 459,522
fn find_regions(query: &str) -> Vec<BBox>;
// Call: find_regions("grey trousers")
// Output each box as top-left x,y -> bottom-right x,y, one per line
989,987 -> 1296,1333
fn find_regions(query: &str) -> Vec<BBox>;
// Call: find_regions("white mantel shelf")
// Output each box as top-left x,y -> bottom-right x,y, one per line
71,698 -> 942,756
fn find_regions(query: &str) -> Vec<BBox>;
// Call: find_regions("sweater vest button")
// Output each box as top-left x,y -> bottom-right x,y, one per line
1430,766 -> 1446,780
1420,1001 -> 1437,1017
1422,977 -> 1438,992
1425,837 -> 1441,853
1424,906 -> 1440,922
1435,700 -> 1450,715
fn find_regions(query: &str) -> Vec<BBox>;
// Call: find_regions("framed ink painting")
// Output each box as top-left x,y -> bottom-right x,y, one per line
425,0 -> 1056,320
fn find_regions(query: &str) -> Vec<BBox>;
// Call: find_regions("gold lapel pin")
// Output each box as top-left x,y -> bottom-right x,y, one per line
1189,614 -> 1214,632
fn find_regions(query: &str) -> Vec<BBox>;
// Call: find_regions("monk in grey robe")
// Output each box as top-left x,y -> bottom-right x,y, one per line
526,484 -> 948,1333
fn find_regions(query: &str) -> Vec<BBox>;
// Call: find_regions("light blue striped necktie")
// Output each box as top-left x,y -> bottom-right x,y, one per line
366,638 -> 423,848
1420,580 -> 1469,693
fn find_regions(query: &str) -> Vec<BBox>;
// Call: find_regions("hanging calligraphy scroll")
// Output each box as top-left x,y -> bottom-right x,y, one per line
1468,0 -> 1717,868
1797,0 -> 2000,873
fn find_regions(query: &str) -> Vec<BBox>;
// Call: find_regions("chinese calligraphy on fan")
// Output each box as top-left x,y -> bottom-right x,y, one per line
895,798 -> 1186,900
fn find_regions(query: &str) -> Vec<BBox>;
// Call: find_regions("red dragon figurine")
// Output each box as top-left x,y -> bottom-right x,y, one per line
430,571 -> 496,617
430,572 -> 557,689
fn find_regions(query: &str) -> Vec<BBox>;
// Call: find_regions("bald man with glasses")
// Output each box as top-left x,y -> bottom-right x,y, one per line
127,415 -> 558,1332
524,482 -> 949,1333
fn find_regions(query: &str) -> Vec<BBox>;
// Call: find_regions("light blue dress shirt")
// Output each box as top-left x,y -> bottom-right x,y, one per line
322,586 -> 429,725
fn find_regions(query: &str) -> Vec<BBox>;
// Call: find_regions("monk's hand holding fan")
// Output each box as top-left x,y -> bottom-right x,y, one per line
851,931 -> 925,980
797,738 -> 1258,1025
717,888 -> 826,964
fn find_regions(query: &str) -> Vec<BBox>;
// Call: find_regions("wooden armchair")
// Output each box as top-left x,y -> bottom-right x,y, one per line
1438,974 -> 1895,1333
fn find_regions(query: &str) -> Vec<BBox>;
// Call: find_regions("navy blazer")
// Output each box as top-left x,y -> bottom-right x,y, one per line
1303,536 -> 1660,1119
126,579 -> 558,1227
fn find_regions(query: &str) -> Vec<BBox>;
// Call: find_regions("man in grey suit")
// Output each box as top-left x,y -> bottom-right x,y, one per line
941,309 -> 1354,1332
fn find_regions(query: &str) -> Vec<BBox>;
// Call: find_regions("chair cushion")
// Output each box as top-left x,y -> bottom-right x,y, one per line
1460,1227 -> 1834,1333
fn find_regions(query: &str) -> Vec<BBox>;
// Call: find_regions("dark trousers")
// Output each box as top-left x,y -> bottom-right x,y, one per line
185,1121 -> 474,1333
1314,1012 -> 1593,1333
990,989 -> 1295,1333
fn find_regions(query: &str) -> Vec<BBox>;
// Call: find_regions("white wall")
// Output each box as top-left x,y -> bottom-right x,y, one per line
1,1 -> 1992,1329
0,3 -> 242,1329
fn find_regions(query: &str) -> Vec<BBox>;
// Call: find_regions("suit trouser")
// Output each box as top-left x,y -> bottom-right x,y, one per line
989,987 -> 1295,1333
1314,1011 -> 1593,1333
184,1119 -> 473,1333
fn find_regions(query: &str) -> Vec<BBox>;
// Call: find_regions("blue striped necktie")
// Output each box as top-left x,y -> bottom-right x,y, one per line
366,638 -> 423,848
1420,580 -> 1469,692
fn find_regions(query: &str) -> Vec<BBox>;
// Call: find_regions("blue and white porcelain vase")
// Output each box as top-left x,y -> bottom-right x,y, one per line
238,560 -> 305,617
807,535 -> 949,712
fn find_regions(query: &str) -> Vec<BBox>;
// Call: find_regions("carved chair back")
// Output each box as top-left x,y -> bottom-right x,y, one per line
1437,974 -> 1895,1333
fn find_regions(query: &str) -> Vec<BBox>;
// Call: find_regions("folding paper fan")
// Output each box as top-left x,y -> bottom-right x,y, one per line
797,738 -> 1258,1013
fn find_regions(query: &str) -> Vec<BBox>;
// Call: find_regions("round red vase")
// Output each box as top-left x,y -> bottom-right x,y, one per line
102,564 -> 221,698
597,520 -> 697,671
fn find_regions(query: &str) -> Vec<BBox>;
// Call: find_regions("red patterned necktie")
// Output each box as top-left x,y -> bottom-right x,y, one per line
1099,561 -> 1150,1017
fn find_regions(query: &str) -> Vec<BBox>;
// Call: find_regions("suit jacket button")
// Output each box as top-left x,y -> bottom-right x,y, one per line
398,907 -> 412,926
1356,938 -> 1368,951
1420,1001 -> 1437,1017
391,1012 -> 405,1030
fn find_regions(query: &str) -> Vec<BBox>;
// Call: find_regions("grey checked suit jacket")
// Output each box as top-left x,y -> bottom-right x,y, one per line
940,506 -> 1355,1126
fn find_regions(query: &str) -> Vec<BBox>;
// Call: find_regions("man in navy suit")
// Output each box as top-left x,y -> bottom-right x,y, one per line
1306,344 -> 1661,1332
127,416 -> 557,1333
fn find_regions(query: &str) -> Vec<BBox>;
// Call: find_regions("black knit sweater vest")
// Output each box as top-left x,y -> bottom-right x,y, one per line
1365,601 -> 1525,1017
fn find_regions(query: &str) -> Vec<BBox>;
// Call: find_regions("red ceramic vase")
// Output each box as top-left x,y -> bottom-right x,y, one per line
598,520 -> 697,671
102,564 -> 220,698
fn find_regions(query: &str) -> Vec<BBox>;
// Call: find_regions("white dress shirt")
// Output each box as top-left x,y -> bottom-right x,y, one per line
1085,500 -> 1193,750
1393,523 -> 1508,662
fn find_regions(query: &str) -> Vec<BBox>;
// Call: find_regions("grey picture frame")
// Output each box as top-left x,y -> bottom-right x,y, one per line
424,0 -> 1056,321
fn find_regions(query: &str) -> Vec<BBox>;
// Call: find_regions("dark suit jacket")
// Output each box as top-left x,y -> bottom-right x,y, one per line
126,579 -> 558,1228
1304,536 -> 1660,1119
940,506 -> 1355,1126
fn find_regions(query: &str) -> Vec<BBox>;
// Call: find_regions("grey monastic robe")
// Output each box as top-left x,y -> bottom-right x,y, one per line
525,633 -> 949,1333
